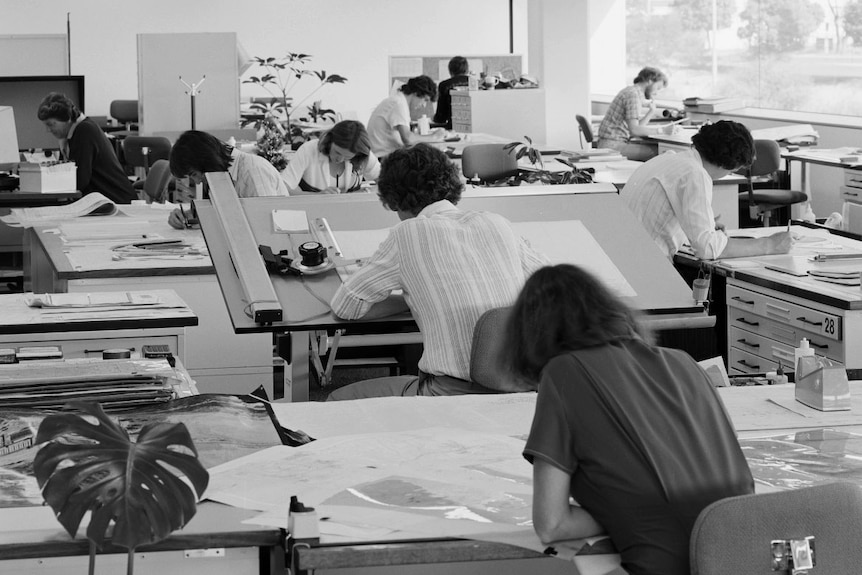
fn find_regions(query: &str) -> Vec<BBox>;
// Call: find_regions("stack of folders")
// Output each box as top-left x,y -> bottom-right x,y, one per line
0,358 -> 177,411
558,149 -> 626,164
808,270 -> 861,286
683,97 -> 745,113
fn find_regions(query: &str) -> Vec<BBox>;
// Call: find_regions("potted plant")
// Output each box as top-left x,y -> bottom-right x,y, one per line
503,136 -> 595,185
33,401 -> 209,575
242,53 -> 347,151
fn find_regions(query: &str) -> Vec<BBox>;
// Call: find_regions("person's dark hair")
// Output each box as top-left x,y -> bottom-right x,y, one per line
633,66 -> 668,87
36,92 -> 80,122
505,264 -> 652,382
376,143 -> 462,214
692,120 -> 754,171
448,56 -> 469,77
400,75 -> 438,102
318,120 -> 372,173
169,130 -> 234,178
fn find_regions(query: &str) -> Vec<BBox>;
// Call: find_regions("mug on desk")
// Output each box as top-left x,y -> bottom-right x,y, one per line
483,76 -> 499,88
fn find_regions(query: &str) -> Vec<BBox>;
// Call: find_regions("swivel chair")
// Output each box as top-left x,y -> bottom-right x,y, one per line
576,114 -> 595,149
469,307 -> 537,393
141,159 -> 174,203
739,139 -> 807,227
108,99 -> 139,138
121,136 -> 172,177
461,144 -> 520,184
690,482 -> 862,575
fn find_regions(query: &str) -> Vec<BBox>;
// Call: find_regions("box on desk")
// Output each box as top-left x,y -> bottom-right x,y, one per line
18,161 -> 77,193
795,355 -> 851,411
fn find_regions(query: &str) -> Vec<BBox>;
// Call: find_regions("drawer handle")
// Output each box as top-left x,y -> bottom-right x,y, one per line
847,191 -> 859,197
731,296 -> 755,305
736,317 -> 760,327
84,347 -> 137,354
796,316 -> 823,327
737,359 -> 760,370
765,303 -> 791,314
736,339 -> 760,348
809,341 -> 829,350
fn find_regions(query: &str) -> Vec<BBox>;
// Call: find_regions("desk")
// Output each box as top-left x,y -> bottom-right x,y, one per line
23,204 -> 274,396
782,147 -> 862,227
196,191 -> 710,402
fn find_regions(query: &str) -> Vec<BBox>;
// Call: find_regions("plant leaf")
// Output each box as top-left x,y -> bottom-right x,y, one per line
33,401 -> 208,551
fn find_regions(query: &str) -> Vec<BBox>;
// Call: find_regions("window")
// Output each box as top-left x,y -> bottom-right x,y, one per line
624,0 -> 862,117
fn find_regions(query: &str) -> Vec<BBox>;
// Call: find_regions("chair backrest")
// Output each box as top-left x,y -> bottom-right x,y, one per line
461,144 -> 519,183
142,159 -> 173,203
122,136 -> 172,170
690,482 -> 862,575
109,100 -> 139,126
749,139 -> 781,179
576,114 -> 594,147
469,307 -> 537,393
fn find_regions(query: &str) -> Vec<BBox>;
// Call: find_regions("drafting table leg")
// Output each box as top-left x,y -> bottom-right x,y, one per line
791,160 -> 809,220
281,331 -> 311,402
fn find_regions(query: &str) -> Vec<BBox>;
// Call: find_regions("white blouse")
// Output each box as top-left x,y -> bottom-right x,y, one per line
280,139 -> 380,193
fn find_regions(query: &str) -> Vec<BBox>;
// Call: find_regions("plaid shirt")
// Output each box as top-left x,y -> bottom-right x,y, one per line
598,85 -> 644,144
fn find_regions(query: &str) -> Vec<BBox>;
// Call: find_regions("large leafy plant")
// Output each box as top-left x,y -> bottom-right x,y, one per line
501,136 -> 595,186
33,401 -> 209,575
242,53 -> 347,149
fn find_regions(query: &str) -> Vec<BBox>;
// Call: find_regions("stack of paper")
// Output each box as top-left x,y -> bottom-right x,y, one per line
683,97 -> 745,113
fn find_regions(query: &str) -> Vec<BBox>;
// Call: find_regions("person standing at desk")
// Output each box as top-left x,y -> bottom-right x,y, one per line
367,75 -> 446,158
510,264 -> 753,575
433,56 -> 470,130
37,92 -> 136,204
596,67 -> 668,162
328,143 -> 548,400
621,120 -> 792,260
167,130 -> 289,229
280,120 -> 380,194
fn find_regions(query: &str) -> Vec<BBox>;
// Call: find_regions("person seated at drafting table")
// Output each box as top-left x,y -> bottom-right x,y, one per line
620,120 -> 792,261
434,56 -> 470,130
167,130 -> 289,229
596,67 -> 668,162
328,143 -> 548,400
367,75 -> 447,158
280,120 -> 380,194
37,92 -> 137,204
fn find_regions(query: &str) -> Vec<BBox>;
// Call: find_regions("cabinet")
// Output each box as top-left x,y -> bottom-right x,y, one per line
450,89 -> 546,143
726,279 -> 860,376
842,168 -> 862,234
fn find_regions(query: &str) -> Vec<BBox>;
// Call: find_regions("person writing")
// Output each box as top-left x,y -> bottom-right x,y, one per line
280,120 -> 380,194
167,130 -> 289,229
328,144 -> 548,400
434,56 -> 470,130
596,67 -> 668,161
508,263 -> 754,575
367,75 -> 446,158
37,92 -> 136,204
621,120 -> 792,260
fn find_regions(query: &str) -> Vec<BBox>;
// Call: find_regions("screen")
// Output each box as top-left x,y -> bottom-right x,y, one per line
0,76 -> 85,151
0,105 -> 19,167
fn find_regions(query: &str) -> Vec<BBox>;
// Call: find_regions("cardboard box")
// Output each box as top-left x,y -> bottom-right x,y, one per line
18,161 -> 77,193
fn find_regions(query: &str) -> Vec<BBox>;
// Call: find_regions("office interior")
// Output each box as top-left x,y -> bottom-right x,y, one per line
3,1 -> 862,573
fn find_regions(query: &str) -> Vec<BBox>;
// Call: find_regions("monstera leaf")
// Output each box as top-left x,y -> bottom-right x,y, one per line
33,401 -> 209,553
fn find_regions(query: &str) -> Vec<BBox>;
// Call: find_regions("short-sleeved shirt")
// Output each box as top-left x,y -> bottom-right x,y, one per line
330,200 -> 548,380
597,85 -> 644,145
621,148 -> 728,260
280,139 -> 380,193
523,339 -> 754,575
228,148 -> 289,197
367,92 -> 411,158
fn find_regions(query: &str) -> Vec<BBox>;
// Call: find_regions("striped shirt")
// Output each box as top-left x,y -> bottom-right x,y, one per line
228,148 -> 290,197
330,200 -> 548,380
621,149 -> 727,260
597,85 -> 644,145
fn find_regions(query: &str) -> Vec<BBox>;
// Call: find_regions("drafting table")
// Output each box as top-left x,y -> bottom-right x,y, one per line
195,187 -> 712,402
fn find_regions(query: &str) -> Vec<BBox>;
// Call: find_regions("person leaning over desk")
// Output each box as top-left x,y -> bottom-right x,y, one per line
37,92 -> 137,204
167,130 -> 289,229
367,75 -> 446,158
280,120 -> 380,194
621,120 -> 792,260
327,143 -> 548,400
596,66 -> 668,162
510,264 -> 754,575
434,55 -> 470,130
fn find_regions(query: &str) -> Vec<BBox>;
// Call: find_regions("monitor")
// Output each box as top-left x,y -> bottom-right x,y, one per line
0,76 -> 85,152
0,105 -> 19,168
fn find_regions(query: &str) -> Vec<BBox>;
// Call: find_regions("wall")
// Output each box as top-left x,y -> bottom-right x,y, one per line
0,0 -> 529,127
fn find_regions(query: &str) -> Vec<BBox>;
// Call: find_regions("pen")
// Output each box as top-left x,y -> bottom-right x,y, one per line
179,204 -> 190,228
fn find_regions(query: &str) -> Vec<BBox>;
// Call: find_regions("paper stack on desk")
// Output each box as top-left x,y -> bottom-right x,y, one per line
17,161 -> 77,193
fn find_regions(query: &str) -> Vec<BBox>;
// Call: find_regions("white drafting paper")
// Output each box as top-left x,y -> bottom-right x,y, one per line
271,209 -> 309,233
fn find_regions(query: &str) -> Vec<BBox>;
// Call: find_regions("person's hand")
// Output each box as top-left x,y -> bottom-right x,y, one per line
320,186 -> 340,194
767,230 -> 794,254
647,99 -> 657,114
430,127 -> 446,141
714,215 -> 726,233
167,208 -> 186,230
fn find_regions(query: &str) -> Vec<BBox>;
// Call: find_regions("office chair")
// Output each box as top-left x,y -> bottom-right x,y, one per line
108,99 -> 139,138
121,136 -> 172,177
576,114 -> 595,149
690,482 -> 862,575
739,139 -> 807,227
461,144 -> 520,184
469,307 -> 537,392
141,159 -> 173,203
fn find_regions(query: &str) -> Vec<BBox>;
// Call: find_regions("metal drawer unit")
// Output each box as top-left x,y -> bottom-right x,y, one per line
0,330 -> 182,361
451,92 -> 472,133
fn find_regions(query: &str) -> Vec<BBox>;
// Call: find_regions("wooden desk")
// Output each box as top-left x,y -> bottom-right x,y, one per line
23,205 -> 274,396
196,191 -> 710,402
0,502 -> 283,575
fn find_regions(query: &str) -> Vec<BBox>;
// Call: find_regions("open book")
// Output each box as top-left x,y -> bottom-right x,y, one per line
2,192 -> 117,227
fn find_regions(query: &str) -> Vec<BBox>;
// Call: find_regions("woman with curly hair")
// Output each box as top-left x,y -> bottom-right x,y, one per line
367,75 -> 446,157
328,144 -> 547,400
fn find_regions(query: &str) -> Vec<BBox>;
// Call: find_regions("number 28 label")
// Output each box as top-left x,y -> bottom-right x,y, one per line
822,316 -> 836,336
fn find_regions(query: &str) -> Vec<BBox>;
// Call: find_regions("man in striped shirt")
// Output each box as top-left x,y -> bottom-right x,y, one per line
329,144 -> 548,400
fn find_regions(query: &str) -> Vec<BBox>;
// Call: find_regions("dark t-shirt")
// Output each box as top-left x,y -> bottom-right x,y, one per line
66,117 -> 136,204
523,339 -> 753,575
434,75 -> 469,129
